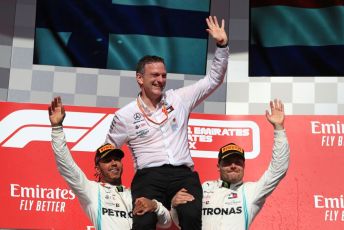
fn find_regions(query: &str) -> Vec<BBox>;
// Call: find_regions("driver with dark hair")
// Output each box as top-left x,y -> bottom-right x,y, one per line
49,96 -> 172,229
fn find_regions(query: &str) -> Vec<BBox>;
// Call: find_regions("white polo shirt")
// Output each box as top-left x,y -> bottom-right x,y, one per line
106,47 -> 229,170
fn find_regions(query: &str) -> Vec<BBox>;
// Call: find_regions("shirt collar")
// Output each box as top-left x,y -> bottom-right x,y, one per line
99,183 -> 124,192
138,93 -> 166,114
219,179 -> 243,190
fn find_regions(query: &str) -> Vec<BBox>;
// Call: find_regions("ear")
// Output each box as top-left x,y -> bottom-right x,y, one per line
217,163 -> 220,172
95,165 -> 101,174
136,73 -> 143,87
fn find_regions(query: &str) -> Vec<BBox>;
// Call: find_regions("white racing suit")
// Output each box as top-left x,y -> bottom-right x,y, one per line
201,130 -> 290,230
51,126 -> 171,230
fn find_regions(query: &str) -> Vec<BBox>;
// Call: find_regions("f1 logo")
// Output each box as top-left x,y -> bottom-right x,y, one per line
0,109 -> 114,151
0,109 -> 260,159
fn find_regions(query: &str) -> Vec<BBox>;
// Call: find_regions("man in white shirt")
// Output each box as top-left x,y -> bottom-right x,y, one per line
172,99 -> 290,230
49,96 -> 171,229
106,16 -> 229,230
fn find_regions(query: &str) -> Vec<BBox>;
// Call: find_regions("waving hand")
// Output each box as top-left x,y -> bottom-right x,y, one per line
265,99 -> 285,130
48,96 -> 65,127
206,16 -> 228,46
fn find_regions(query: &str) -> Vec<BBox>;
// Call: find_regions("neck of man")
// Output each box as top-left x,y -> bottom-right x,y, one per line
140,92 -> 162,111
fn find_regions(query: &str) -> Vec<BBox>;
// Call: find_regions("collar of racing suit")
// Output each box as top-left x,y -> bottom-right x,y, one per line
220,180 -> 243,190
116,185 -> 124,192
100,182 -> 124,192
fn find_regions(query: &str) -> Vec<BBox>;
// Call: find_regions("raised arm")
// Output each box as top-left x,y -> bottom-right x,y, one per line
49,96 -> 92,203
174,16 -> 229,111
250,99 -> 289,210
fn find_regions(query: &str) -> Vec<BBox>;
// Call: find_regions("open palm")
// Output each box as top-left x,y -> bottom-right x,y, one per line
48,96 -> 65,127
206,16 -> 228,46
265,99 -> 284,130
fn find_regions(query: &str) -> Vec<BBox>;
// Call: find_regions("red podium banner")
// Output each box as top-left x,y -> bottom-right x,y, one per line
0,102 -> 343,229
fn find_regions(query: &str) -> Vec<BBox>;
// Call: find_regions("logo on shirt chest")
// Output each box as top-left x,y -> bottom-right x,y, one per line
132,113 -> 149,137
227,192 -> 238,199
101,184 -> 124,207
136,129 -> 149,138
104,194 -> 122,207
133,113 -> 141,120
224,192 -> 242,206
133,112 -> 146,124
203,192 -> 214,205
135,123 -> 147,129
203,191 -> 241,206
166,105 -> 174,114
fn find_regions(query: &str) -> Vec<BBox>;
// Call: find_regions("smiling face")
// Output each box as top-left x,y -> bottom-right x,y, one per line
95,154 -> 123,185
136,61 -> 167,104
218,155 -> 245,184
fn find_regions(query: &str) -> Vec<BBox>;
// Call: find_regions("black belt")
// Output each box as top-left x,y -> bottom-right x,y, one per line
160,164 -> 189,169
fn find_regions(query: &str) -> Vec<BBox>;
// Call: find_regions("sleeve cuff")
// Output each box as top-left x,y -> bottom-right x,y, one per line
153,199 -> 161,213
274,129 -> 286,138
216,43 -> 228,48
52,126 -> 63,132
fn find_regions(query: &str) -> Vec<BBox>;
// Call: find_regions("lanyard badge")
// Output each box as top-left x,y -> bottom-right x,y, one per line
136,98 -> 168,125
